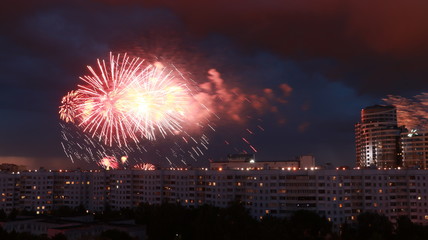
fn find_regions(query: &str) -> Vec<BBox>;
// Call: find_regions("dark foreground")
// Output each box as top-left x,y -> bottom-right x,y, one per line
1,203 -> 428,240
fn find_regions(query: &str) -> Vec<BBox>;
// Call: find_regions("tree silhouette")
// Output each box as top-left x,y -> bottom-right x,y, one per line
355,212 -> 393,240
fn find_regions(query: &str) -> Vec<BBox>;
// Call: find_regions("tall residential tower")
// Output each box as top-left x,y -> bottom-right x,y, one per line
355,105 -> 402,168
401,130 -> 428,169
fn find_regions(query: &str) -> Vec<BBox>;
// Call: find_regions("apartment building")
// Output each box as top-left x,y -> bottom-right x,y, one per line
1,167 -> 428,229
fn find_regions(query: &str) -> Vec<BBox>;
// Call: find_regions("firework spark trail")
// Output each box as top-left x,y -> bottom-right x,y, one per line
246,128 -> 254,134
249,145 -> 258,153
60,121 -> 212,168
60,123 -> 134,165
384,93 -> 428,130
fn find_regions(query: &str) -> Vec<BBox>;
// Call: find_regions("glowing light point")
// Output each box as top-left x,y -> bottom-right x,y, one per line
121,156 -> 128,164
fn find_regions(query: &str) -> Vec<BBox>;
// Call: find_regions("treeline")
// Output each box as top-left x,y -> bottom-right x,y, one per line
132,203 -> 334,240
2,203 -> 428,240
130,203 -> 428,240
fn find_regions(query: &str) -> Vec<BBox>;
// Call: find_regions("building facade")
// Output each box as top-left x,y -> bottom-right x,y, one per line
355,105 -> 402,168
210,154 -> 315,171
1,168 -> 428,229
401,130 -> 428,169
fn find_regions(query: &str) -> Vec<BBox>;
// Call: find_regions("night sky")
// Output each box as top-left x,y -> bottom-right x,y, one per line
1,0 -> 428,169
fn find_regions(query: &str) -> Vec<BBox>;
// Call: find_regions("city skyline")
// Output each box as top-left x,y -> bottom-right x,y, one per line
2,163 -> 428,229
1,1 -> 428,169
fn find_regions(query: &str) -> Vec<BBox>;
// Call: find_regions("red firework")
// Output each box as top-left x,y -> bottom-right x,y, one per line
59,53 -> 194,146
133,163 -> 156,170
99,156 -> 119,170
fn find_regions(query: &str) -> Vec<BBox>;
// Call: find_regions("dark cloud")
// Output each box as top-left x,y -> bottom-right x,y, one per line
98,0 -> 428,95
0,0 -> 422,168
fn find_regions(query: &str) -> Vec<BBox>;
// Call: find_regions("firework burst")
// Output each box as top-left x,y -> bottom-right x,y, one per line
133,163 -> 156,170
98,156 -> 119,170
59,90 -> 81,123
60,53 -> 195,146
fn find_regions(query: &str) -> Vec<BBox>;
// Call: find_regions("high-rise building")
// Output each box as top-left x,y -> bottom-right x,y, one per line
401,130 -> 428,169
355,105 -> 402,168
